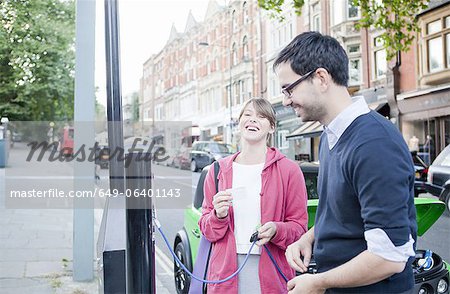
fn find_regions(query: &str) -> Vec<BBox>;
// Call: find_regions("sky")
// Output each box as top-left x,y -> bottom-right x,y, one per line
95,0 -> 216,106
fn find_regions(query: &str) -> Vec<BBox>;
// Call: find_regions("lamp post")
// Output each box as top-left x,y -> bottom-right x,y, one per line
198,42 -> 233,144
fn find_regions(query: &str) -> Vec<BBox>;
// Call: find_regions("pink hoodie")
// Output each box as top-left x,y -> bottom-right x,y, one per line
199,148 -> 308,294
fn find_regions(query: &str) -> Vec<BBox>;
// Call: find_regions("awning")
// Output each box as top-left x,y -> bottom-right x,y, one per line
286,101 -> 389,140
368,101 -> 388,111
286,121 -> 323,140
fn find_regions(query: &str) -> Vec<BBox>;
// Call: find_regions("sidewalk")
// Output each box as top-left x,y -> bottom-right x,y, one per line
0,143 -> 171,293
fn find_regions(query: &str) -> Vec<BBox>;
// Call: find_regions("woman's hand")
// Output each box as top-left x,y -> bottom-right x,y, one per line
212,191 -> 233,219
257,222 -> 277,246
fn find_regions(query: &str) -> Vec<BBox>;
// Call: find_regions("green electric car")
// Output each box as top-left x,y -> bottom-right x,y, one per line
173,163 -> 449,294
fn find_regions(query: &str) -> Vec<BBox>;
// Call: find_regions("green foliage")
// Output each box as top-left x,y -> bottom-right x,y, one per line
258,0 -> 428,61
354,0 -> 428,60
0,0 -> 75,121
258,0 -> 305,20
131,92 -> 140,123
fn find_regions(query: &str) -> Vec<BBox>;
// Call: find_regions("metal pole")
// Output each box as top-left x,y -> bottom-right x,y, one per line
125,152 -> 155,294
73,0 -> 95,281
98,0 -> 127,293
104,0 -> 125,192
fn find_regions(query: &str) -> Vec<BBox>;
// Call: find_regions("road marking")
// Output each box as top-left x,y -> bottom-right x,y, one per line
6,176 -> 77,179
172,180 -> 197,189
155,245 -> 174,275
156,176 -> 192,180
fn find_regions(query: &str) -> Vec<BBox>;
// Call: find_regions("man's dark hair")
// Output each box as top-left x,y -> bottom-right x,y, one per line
273,31 -> 349,87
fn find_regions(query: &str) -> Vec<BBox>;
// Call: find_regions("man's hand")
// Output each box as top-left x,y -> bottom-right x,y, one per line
257,222 -> 277,246
285,232 -> 314,272
212,191 -> 233,219
287,274 -> 325,294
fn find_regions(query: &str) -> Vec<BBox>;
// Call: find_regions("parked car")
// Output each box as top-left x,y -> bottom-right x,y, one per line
189,141 -> 233,172
412,151 -> 429,197
173,164 -> 449,294
426,144 -> 450,215
171,148 -> 191,170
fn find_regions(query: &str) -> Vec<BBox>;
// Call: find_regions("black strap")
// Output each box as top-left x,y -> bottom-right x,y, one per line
214,161 -> 219,193
203,161 -> 220,294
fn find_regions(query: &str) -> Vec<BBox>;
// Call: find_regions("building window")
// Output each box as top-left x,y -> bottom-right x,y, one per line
347,44 -> 360,54
347,0 -> 359,19
447,34 -> 450,68
232,42 -> 237,66
226,85 -> 231,108
332,0 -> 343,25
428,19 -> 442,34
243,1 -> 249,24
232,10 -> 237,32
243,36 -> 249,59
349,58 -> 362,85
373,37 -> 386,79
215,56 -> 219,72
422,15 -> 450,74
234,82 -> 239,106
277,130 -> 289,150
428,37 -> 444,72
311,2 -> 321,32
375,49 -> 387,78
239,80 -> 245,105
289,22 -> 293,39
313,14 -> 320,32
206,55 -> 211,74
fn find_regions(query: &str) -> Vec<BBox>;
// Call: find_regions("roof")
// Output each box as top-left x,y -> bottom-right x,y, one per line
417,0 -> 450,17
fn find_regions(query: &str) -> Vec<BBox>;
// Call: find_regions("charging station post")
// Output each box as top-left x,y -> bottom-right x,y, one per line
125,152 -> 155,293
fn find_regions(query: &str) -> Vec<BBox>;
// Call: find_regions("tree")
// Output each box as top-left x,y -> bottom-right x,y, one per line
257,0 -> 428,60
0,0 -> 75,121
131,92 -> 140,123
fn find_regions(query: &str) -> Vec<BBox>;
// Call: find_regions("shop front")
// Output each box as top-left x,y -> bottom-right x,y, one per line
397,84 -> 450,163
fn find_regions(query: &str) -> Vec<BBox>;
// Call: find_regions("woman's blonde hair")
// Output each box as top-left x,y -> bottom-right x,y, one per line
238,98 -> 276,144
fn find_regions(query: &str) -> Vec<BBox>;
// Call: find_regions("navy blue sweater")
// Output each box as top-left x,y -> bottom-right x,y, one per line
314,111 -> 417,293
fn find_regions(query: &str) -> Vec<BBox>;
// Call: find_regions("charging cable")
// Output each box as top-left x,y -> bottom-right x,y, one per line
154,218 -> 288,284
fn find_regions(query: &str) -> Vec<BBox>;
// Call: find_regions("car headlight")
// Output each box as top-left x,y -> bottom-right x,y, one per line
437,278 -> 448,294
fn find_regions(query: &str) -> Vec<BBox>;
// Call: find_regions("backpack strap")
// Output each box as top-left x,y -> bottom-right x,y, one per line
202,161 -> 219,294
214,161 -> 219,193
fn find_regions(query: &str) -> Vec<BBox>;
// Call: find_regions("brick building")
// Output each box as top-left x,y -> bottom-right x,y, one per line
141,0 -> 450,162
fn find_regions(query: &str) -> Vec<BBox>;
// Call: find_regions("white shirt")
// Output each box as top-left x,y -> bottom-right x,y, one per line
323,96 -> 415,263
324,96 -> 370,150
232,162 -> 264,254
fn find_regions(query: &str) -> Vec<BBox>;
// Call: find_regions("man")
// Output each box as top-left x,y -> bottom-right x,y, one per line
274,32 -> 417,293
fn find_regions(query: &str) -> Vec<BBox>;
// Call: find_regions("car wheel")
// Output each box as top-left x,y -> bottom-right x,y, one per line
190,160 -> 197,172
441,189 -> 450,216
174,241 -> 191,294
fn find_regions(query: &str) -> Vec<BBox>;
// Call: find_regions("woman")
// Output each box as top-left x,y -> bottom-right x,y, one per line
199,98 -> 308,293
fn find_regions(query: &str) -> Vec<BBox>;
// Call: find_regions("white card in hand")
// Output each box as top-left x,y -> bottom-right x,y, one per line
226,186 -> 247,202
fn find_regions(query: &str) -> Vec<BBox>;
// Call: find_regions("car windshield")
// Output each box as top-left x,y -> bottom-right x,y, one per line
433,145 -> 450,167
209,143 -> 232,153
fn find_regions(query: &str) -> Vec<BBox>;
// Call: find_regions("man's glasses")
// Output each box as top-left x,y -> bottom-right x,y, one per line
281,69 -> 316,98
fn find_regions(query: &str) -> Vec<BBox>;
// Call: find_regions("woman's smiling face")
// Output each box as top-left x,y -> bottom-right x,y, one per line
239,102 -> 274,144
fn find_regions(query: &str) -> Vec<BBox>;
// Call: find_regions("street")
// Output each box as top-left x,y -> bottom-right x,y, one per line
2,143 -> 448,293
